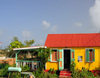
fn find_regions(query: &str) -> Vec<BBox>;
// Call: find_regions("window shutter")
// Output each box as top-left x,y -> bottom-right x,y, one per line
92,49 -> 95,61
86,49 -> 89,62
58,49 -> 64,70
57,50 -> 59,61
71,49 -> 75,62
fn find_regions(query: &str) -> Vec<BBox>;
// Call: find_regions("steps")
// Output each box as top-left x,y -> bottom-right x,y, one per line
59,70 -> 72,78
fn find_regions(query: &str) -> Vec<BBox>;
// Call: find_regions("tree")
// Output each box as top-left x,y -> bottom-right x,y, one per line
24,40 -> 34,47
6,37 -> 35,57
6,37 -> 24,57
12,36 -> 18,41
9,37 -> 35,50
9,37 -> 24,50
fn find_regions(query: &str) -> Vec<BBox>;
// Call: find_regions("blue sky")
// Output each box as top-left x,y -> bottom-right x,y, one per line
0,0 -> 100,48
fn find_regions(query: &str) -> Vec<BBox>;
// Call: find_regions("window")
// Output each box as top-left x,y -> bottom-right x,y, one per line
86,49 -> 95,62
78,56 -> 83,62
51,49 -> 57,61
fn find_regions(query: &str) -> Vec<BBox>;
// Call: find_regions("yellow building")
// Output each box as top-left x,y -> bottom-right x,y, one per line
45,33 -> 100,71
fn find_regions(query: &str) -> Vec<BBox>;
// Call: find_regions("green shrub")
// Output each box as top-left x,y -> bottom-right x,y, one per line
21,65 -> 30,72
33,69 -> 43,78
49,68 -> 56,74
33,68 -> 58,78
41,72 -> 58,78
8,72 -> 21,78
0,63 -> 10,77
70,63 -> 96,78
37,72 -> 58,78
80,68 -> 95,78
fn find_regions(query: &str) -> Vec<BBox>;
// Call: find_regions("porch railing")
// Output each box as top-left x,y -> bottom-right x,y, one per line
16,60 -> 40,70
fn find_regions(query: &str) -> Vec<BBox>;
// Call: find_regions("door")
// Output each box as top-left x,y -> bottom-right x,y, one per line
64,49 -> 75,70
64,49 -> 71,69
58,49 -> 64,70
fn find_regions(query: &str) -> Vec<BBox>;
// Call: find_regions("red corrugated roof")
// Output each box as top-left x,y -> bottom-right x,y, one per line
45,33 -> 100,47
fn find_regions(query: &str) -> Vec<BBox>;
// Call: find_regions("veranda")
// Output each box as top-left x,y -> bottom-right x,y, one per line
13,46 -> 47,70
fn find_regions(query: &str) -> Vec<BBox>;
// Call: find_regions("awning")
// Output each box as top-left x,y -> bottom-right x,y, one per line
13,46 -> 47,51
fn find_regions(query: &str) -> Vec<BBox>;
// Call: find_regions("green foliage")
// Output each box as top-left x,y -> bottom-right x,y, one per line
70,63 -> 96,78
24,40 -> 34,47
48,68 -> 56,74
49,68 -> 55,72
8,72 -> 21,78
37,48 -> 50,70
70,62 -> 76,72
12,37 -> 19,41
33,69 -> 43,78
70,62 -> 79,78
7,36 -> 35,57
39,72 -> 58,78
21,65 -> 30,72
10,40 -> 23,50
71,69 -> 80,78
9,37 -> 24,51
0,64 -> 10,77
9,37 -> 35,51
48,68 -> 58,77
33,69 -> 58,78
71,68 -> 95,78
80,68 -> 95,78
21,74 -> 30,78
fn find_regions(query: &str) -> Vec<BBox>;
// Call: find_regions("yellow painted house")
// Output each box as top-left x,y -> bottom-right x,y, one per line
45,33 -> 100,71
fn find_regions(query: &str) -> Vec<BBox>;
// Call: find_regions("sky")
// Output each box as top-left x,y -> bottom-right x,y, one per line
0,0 -> 100,48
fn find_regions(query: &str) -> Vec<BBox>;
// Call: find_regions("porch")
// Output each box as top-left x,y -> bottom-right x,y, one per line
14,46 -> 46,70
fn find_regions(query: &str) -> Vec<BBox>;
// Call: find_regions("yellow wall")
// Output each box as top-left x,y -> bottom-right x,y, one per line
72,47 -> 100,70
46,62 -> 58,70
46,47 -> 100,70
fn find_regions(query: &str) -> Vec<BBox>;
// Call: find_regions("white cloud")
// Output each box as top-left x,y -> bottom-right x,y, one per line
22,30 -> 32,39
42,20 -> 58,33
50,25 -> 58,33
89,0 -> 100,28
42,20 -> 50,29
74,22 -> 83,27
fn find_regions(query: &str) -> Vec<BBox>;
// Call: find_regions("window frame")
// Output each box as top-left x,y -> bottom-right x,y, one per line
51,49 -> 58,62
85,48 -> 95,62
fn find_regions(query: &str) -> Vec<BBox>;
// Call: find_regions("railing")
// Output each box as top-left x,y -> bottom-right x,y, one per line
16,60 -> 40,70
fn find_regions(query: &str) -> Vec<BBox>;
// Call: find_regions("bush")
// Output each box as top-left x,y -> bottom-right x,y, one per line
0,64 -> 10,77
49,68 -> 56,74
8,72 -> 21,78
21,65 -> 30,72
33,68 -> 58,78
40,72 -> 58,78
70,63 -> 96,78
33,69 -> 43,78
35,72 -> 58,78
80,68 -> 95,78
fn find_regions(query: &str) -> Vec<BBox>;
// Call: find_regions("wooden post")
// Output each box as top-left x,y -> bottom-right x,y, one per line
16,50 -> 20,67
16,53 -> 18,67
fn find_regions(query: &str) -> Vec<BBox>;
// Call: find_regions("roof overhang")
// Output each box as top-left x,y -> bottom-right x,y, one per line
13,46 -> 47,51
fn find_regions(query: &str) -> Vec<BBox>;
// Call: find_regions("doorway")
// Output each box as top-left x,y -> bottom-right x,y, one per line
64,49 -> 71,70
